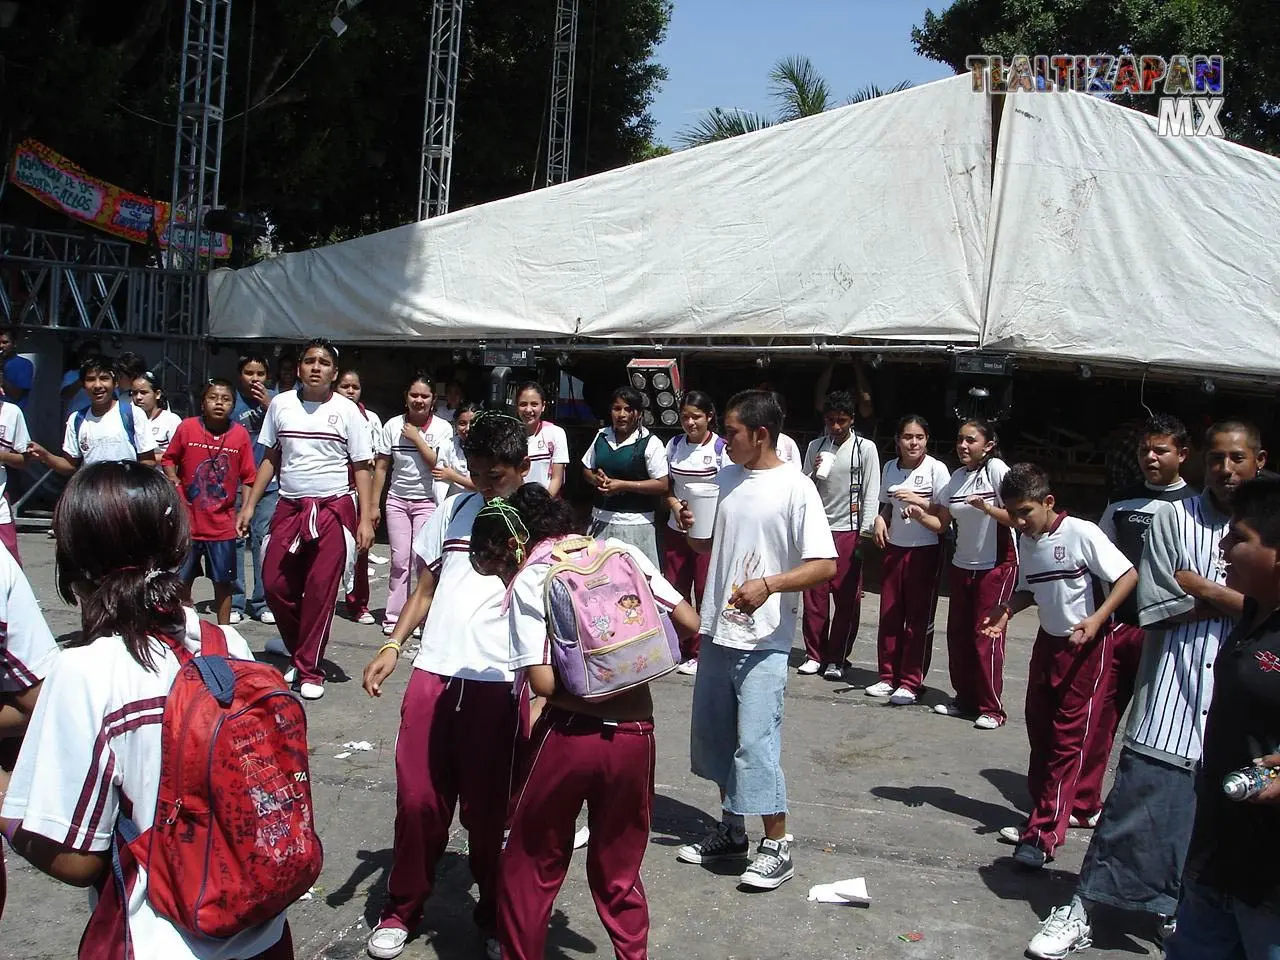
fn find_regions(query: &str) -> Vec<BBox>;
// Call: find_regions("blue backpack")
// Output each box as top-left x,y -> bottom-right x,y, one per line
73,401 -> 138,455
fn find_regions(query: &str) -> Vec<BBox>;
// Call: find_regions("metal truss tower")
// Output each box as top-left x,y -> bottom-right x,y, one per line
418,0 -> 464,220
545,0 -> 580,187
166,0 -> 232,401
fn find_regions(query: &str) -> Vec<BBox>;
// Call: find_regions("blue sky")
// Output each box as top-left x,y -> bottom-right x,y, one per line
648,1 -> 957,146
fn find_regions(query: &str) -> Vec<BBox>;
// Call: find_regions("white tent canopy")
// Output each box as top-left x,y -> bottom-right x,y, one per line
209,76 -> 992,345
209,75 -> 1280,377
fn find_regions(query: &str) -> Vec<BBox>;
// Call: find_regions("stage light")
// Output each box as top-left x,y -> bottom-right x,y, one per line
627,358 -> 681,429
1079,363 -> 1092,380
1201,378 -> 1216,395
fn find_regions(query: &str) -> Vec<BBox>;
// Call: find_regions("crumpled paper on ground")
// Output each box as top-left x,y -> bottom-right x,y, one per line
807,878 -> 871,905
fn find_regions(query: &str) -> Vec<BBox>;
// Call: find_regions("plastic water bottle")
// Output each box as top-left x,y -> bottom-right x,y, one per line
1222,765 -> 1280,801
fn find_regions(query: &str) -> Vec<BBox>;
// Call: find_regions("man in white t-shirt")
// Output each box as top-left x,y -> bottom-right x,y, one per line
0,402 -> 31,564
29,356 -> 157,474
675,390 -> 837,892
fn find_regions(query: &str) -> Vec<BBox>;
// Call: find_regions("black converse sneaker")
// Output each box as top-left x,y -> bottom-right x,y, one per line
738,836 -> 794,890
676,821 -> 750,864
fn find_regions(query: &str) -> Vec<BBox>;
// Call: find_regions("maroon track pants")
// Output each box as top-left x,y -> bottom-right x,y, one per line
381,670 -> 518,936
499,709 -> 655,960
661,524 -> 709,660
802,530 -> 863,666
945,562 -> 1018,722
1073,621 -> 1143,816
876,542 -> 942,693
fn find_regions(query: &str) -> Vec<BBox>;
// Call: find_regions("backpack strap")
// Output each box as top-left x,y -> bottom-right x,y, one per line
73,408 -> 87,445
120,402 -> 138,453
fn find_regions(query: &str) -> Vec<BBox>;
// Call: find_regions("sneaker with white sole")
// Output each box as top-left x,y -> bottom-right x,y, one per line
227,610 -> 243,625
1157,915 -> 1176,942
256,610 -> 276,625
1013,841 -> 1048,869
382,623 -> 397,637
864,680 -> 894,697
283,667 -> 297,684
676,659 -> 698,676
1027,904 -> 1092,959
796,659 -> 822,675
1068,812 -> 1100,829
264,635 -> 289,656
823,663 -> 845,681
933,699 -> 970,718
366,923 -> 409,959
889,686 -> 917,705
355,610 -> 376,625
485,937 -> 501,960
676,821 -> 750,864
974,713 -> 1004,730
997,825 -> 1023,845
738,836 -> 794,890
299,682 -> 325,700
573,826 -> 590,849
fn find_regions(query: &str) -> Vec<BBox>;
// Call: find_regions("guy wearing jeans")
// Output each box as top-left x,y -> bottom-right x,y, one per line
676,390 -> 836,890
230,352 -> 277,624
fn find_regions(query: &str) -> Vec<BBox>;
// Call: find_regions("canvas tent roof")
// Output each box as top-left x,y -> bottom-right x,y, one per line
209,74 -> 1280,378
208,75 -> 992,345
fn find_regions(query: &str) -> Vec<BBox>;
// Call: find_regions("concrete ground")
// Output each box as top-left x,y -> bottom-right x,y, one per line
0,532 -> 1164,960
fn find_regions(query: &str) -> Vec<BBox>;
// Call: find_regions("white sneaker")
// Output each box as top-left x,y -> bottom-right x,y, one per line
823,663 -> 845,681
573,826 -> 590,849
412,625 -> 422,638
797,659 -> 822,675
227,610 -> 243,624
676,659 -> 698,676
889,686 -> 917,705
1158,915 -> 1177,942
264,636 -> 289,656
864,680 -> 894,697
974,714 -> 1003,730
356,610 -> 376,625
1068,812 -> 1100,829
933,699 -> 968,718
299,682 -> 325,700
1027,904 -> 1092,959
256,610 -> 276,625
998,825 -> 1022,845
382,623 -> 397,637
283,667 -> 297,684
485,937 -> 501,960
366,923 -> 409,959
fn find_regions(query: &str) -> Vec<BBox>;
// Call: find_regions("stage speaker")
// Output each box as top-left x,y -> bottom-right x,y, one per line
627,358 -> 682,429
946,352 -> 1014,424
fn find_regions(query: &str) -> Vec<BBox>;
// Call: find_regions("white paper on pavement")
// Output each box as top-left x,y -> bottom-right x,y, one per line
807,878 -> 871,905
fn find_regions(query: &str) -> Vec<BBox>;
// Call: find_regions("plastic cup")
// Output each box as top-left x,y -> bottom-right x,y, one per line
815,452 -> 834,480
683,482 -> 719,539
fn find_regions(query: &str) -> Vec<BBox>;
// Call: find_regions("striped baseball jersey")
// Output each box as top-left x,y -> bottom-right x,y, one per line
1129,492 -> 1233,768
1099,479 -> 1199,625
1016,514 -> 1133,638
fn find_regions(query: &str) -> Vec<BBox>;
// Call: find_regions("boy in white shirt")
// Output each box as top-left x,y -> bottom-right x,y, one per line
981,464 -> 1137,870
675,390 -> 837,891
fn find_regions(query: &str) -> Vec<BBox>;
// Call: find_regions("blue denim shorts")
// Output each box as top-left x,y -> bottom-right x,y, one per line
690,641 -> 789,816
180,538 -> 238,585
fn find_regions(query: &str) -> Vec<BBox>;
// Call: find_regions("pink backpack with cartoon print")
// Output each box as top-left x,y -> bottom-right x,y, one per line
524,535 -> 681,700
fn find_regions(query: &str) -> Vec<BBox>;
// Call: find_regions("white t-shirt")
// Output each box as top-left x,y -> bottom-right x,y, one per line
802,433 -> 881,534
0,545 -> 57,693
381,414 -> 455,503
509,538 -> 684,671
581,428 -> 669,525
940,458 -> 1014,570
665,433 -> 729,531
526,421 -> 570,490
776,432 -> 802,469
259,390 -> 374,499
1017,515 -> 1134,638
880,455 -> 952,548
411,492 -> 513,682
441,434 -> 471,497
0,402 -> 31,525
145,409 -> 184,457
1,610 -> 285,960
63,400 -> 157,466
701,464 -> 838,653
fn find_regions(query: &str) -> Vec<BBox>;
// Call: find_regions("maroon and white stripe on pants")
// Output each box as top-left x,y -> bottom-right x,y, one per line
499,708 -> 655,960
0,520 -> 20,567
802,530 -> 863,666
661,525 -> 709,661
264,493 -> 356,685
945,562 -> 1017,721
876,542 -> 943,693
1074,621 -> 1144,817
380,670 -> 518,937
1020,626 -> 1112,855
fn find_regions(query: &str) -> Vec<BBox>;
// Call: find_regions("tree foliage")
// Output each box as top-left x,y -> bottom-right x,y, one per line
911,0 -> 1280,154
0,0 -> 672,249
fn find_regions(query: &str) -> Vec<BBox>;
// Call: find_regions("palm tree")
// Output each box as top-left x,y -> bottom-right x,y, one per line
675,57 -> 911,149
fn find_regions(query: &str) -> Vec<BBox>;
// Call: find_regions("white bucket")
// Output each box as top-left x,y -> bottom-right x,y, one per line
683,482 -> 720,539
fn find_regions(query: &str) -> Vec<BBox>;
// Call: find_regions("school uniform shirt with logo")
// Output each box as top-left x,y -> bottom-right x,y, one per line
62,400 -> 157,466
701,464 -> 838,653
145,409 -> 184,457
1,609 -> 285,960
880,455 -> 951,548
0,545 -> 57,696
258,391 -> 374,499
0,402 -> 31,526
509,539 -> 684,671
526,421 -> 570,490
380,414 -> 455,504
580,428 -> 669,525
439,434 -> 471,497
410,492 -> 513,683
802,433 -> 881,534
1015,514 -> 1133,638
1099,479 -> 1198,626
775,432 -> 802,470
939,458 -> 1013,570
162,419 -> 258,541
665,433 -> 729,532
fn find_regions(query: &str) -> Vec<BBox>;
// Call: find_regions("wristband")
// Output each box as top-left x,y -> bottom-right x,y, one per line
763,577 -> 772,596
377,641 -> 402,657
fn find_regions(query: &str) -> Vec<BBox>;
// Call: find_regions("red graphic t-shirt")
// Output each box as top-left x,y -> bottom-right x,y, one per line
162,418 -> 258,541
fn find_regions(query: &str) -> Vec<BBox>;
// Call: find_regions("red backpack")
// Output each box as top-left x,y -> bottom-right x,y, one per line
119,622 -> 323,939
